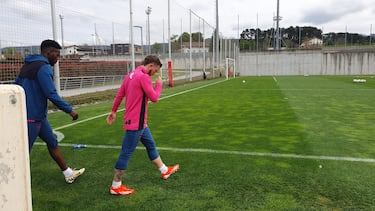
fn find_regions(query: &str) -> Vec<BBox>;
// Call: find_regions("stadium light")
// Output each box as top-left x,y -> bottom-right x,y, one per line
275,0 -> 281,50
129,0 -> 135,70
215,0 -> 219,77
145,6 -> 152,55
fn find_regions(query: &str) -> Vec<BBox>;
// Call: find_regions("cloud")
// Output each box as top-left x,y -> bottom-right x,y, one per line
302,9 -> 338,25
301,0 -> 366,24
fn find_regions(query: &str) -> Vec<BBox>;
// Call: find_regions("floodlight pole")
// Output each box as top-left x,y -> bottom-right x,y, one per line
162,19 -> 165,55
145,6 -> 152,55
189,9 -> 192,81
129,0 -> 135,70
298,27 -> 302,48
91,34 -> 95,55
203,19 -> 206,74
168,0 -> 172,61
275,0 -> 280,50
256,13 -> 259,52
59,14 -> 65,58
215,0 -> 219,77
133,25 -> 144,58
370,24 -> 372,45
50,0 -> 60,94
345,25 -> 347,48
168,0 -> 172,85
112,22 -> 115,55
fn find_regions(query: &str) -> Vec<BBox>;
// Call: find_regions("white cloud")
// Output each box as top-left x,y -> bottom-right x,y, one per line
1,0 -> 374,47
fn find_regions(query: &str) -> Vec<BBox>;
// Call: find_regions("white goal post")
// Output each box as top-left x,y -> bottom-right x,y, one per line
225,58 -> 236,80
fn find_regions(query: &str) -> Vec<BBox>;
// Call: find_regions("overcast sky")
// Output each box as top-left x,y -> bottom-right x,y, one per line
65,0 -> 375,36
1,0 -> 374,46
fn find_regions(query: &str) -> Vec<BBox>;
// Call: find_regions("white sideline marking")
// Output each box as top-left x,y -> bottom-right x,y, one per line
158,80 -> 226,100
34,142 -> 375,163
54,130 -> 65,141
54,113 -> 110,130
47,79 -> 375,164
54,80 -> 226,135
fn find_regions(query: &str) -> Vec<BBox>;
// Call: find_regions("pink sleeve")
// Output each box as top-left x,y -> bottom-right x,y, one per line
111,77 -> 127,112
141,75 -> 162,102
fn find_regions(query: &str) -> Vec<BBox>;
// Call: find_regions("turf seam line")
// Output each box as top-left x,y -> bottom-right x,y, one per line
34,142 -> 375,163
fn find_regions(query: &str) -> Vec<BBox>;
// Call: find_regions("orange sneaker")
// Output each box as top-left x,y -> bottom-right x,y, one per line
110,185 -> 135,195
161,164 -> 180,179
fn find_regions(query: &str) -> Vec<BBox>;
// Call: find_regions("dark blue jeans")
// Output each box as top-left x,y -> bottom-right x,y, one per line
115,127 -> 160,170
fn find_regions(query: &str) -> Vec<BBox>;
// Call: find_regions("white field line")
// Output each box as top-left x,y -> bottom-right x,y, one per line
54,113 -> 109,130
46,79 -> 375,164
53,79 -> 226,131
158,79 -> 226,100
34,142 -> 375,163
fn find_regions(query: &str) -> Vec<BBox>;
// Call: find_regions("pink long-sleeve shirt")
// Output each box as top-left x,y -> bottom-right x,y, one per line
111,66 -> 162,130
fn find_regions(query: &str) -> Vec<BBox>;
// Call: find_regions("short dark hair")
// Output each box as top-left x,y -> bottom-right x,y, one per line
142,55 -> 162,67
40,39 -> 62,52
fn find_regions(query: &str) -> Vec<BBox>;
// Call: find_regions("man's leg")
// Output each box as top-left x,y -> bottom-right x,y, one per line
39,119 -> 84,183
27,122 -> 41,153
110,130 -> 138,195
140,127 -> 179,179
47,146 -> 68,171
38,120 -> 68,170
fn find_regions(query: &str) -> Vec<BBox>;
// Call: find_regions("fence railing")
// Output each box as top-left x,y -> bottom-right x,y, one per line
0,75 -> 124,90
60,75 -> 124,90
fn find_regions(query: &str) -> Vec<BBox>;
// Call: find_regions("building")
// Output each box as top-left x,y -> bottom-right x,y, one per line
62,45 -> 80,56
180,42 -> 210,53
110,44 -> 142,55
301,38 -> 323,48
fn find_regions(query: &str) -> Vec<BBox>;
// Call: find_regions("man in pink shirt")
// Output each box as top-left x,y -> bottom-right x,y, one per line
106,55 -> 179,196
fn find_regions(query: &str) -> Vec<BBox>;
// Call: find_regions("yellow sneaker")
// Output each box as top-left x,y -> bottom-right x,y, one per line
65,168 -> 85,184
161,164 -> 180,179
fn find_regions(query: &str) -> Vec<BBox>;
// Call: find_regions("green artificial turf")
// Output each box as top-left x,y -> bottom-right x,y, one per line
30,76 -> 375,210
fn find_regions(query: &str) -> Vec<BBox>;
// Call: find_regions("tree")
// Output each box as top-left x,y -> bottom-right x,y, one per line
240,26 -> 325,50
191,32 -> 204,42
151,42 -> 162,54
178,32 -> 190,42
176,32 -> 204,42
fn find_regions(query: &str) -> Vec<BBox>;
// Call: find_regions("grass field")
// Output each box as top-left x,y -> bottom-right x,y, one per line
31,75 -> 375,210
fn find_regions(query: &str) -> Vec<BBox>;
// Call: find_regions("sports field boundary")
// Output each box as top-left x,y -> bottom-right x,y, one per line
53,79 -> 227,131
34,142 -> 375,163
41,78 -> 375,164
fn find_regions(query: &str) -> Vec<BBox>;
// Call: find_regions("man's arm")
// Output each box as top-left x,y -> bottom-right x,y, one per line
141,75 -> 162,102
37,66 -> 77,120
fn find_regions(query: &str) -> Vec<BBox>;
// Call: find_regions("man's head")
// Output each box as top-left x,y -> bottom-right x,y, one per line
142,55 -> 162,76
40,39 -> 61,65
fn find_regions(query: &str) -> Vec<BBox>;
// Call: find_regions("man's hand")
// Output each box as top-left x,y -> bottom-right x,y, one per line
156,76 -> 162,84
70,111 -> 79,120
106,111 -> 116,125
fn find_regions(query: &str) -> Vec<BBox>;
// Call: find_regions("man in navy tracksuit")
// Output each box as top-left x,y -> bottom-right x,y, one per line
15,40 -> 84,184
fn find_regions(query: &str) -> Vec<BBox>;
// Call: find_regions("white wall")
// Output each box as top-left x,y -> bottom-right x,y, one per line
238,49 -> 375,76
89,49 -> 375,76
0,85 -> 32,211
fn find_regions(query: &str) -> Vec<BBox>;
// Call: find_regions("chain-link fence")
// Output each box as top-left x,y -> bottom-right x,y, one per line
0,0 -> 240,95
